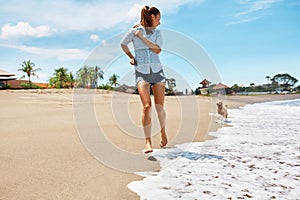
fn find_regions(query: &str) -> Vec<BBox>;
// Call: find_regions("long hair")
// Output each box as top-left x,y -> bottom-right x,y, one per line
134,6 -> 160,34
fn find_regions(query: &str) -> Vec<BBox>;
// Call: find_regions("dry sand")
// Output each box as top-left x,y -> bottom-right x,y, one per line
0,89 -> 299,200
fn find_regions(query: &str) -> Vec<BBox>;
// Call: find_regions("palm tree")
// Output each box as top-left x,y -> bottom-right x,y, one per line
54,67 -> 68,88
166,78 -> 176,95
92,65 -> 104,88
232,84 -> 240,93
109,74 -> 120,87
18,60 -> 41,88
76,65 -> 90,88
273,73 -> 298,89
49,68 -> 74,88
265,75 -> 270,86
76,65 -> 104,88
68,72 -> 75,88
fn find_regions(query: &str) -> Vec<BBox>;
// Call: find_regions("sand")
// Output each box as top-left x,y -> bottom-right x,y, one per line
0,89 -> 299,200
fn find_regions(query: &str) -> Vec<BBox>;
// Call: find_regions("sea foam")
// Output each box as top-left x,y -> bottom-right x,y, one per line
128,99 -> 300,200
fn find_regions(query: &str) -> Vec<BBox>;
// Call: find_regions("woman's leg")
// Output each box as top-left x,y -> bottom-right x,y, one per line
137,81 -> 153,153
152,82 -> 168,147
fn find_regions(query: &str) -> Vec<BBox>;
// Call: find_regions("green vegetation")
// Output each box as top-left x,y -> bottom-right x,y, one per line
1,83 -> 11,89
230,84 -> 271,93
197,73 -> 299,96
18,60 -> 41,89
9,59 -> 300,94
97,84 -> 114,90
166,78 -> 176,95
76,65 -> 104,88
228,73 -> 299,94
49,67 -> 75,88
108,74 -> 120,87
20,82 -> 41,89
272,73 -> 298,88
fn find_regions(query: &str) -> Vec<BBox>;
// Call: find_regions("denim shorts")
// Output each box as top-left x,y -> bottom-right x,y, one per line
135,69 -> 165,85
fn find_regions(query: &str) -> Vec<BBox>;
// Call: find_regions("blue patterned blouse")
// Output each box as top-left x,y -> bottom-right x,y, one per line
121,25 -> 163,74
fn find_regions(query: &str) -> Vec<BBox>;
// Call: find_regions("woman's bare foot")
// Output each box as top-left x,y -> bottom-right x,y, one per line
143,139 -> 153,154
160,132 -> 168,148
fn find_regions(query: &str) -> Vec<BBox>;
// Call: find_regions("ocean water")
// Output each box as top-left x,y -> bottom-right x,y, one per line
128,99 -> 300,200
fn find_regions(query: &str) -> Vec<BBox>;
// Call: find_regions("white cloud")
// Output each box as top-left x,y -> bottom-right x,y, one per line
126,3 -> 142,23
90,34 -> 99,42
0,0 -> 205,64
236,0 -> 280,17
0,0 -> 204,33
125,0 -> 205,21
227,16 -> 261,25
1,43 -> 89,61
0,21 -> 53,39
229,0 -> 281,25
148,0 -> 205,13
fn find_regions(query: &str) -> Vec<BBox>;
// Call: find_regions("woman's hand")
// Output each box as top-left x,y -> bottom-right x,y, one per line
134,30 -> 144,39
130,58 -> 136,65
134,30 -> 161,54
121,44 -> 136,65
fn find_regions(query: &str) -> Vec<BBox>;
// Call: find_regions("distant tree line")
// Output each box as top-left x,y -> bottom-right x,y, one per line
229,73 -> 298,94
16,60 -> 299,94
16,60 -> 178,93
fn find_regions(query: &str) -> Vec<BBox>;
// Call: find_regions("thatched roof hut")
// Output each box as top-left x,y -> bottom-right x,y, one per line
0,69 -> 16,79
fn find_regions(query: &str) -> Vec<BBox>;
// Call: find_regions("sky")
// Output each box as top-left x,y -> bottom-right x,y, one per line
0,0 -> 300,91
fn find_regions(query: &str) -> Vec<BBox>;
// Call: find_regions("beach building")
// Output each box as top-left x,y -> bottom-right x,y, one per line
7,80 -> 48,89
0,69 -> 17,88
0,69 -> 48,89
199,79 -> 211,88
199,79 -> 211,95
212,83 -> 230,90
212,83 -> 230,95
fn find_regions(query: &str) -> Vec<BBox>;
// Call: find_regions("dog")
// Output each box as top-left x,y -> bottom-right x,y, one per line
216,101 -> 228,122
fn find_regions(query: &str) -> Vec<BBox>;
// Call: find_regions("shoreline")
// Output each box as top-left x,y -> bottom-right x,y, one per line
0,89 -> 299,200
127,97 -> 300,199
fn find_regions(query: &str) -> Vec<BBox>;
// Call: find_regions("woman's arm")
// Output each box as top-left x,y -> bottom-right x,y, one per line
135,30 -> 161,54
121,44 -> 136,65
